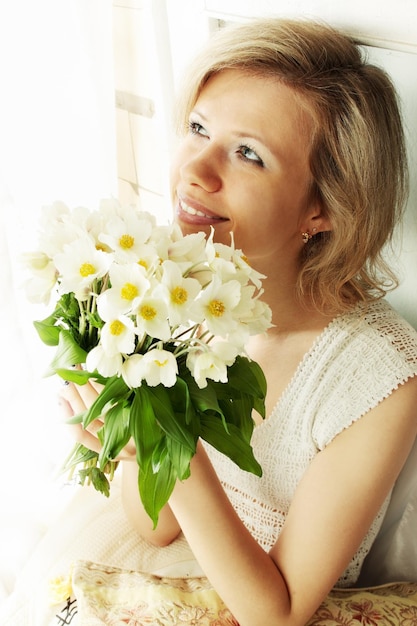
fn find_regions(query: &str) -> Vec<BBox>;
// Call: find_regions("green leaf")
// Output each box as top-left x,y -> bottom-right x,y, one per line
98,401 -> 131,465
58,292 -> 81,320
166,437 -> 193,481
146,383 -> 196,452
228,357 -> 267,404
179,366 -> 223,415
151,436 -> 168,473
78,466 -> 110,497
172,375 -> 198,428
85,310 -> 104,330
47,329 -> 87,375
82,376 -> 130,428
211,357 -> 267,421
200,414 -> 262,477
55,368 -> 92,385
33,318 -> 61,346
130,387 -> 162,469
62,442 -> 98,472
65,412 -> 85,425
217,393 -> 255,441
90,468 -> 111,496
138,453 -> 177,528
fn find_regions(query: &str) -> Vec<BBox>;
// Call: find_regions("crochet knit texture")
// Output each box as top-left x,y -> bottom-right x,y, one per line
204,300 -> 417,586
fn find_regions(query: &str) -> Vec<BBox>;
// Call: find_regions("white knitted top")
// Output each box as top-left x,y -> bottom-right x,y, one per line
204,300 -> 417,586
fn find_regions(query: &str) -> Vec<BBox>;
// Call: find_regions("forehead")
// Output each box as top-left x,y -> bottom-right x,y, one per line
193,69 -> 316,160
196,69 -> 314,125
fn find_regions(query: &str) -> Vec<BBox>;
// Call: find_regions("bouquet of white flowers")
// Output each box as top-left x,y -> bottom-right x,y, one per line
22,198 -> 272,525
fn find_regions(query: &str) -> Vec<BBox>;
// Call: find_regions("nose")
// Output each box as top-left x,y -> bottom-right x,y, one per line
179,144 -> 222,193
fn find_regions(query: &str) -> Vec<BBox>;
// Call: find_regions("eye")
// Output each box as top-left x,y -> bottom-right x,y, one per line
238,145 -> 264,167
187,120 -> 209,138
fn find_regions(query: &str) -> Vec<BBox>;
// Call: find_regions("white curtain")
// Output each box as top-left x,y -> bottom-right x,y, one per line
0,0 -> 116,598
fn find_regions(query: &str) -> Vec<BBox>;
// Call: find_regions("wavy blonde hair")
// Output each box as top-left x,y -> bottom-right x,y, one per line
174,18 -> 409,314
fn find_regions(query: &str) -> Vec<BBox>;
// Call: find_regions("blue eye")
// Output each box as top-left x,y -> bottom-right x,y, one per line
188,121 -> 209,137
238,145 -> 264,166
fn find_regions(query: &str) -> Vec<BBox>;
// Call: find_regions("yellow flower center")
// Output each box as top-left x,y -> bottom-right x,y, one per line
208,299 -> 225,317
110,320 -> 124,336
119,234 -> 134,249
138,259 -> 148,270
171,286 -> 188,305
79,262 -> 96,277
121,282 -> 139,301
140,304 -> 157,321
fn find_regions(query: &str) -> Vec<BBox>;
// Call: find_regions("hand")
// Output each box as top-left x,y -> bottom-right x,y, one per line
58,378 -> 136,461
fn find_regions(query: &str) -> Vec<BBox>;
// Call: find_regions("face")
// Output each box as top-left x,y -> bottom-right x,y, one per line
171,70 -> 321,273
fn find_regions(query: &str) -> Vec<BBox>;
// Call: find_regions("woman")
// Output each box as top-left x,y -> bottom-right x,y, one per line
61,19 -> 417,626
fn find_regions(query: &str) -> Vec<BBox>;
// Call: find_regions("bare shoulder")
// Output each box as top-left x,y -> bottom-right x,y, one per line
269,375 -> 417,619
325,374 -> 417,488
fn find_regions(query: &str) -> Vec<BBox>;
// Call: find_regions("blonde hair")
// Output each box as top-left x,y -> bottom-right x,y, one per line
175,19 -> 409,314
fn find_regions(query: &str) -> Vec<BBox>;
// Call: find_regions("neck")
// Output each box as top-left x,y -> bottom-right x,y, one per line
258,271 -> 333,337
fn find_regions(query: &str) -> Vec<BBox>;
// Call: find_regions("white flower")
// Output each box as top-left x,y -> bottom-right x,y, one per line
156,260 -> 202,327
167,231 -> 207,272
240,297 -> 273,335
97,263 -> 150,317
205,229 -> 265,289
86,344 -> 123,377
98,208 -> 153,261
54,237 -> 113,300
135,295 -> 171,341
186,341 -> 238,389
21,250 -> 52,273
133,243 -> 162,277
139,348 -> 178,387
204,233 -> 237,284
231,249 -> 265,290
100,314 -> 136,356
192,276 -> 241,337
149,222 -> 182,257
20,251 -> 57,304
121,353 -> 144,388
38,202 -> 92,257
38,201 -> 71,229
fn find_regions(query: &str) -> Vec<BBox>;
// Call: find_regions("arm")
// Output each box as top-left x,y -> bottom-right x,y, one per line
121,462 -> 181,546
168,376 -> 417,626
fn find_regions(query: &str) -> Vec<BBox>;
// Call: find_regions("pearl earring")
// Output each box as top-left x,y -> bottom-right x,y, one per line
302,227 -> 318,244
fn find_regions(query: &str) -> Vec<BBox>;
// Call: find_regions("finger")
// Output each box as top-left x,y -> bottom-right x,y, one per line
58,394 -> 75,421
85,418 -> 104,437
73,378 -> 101,409
59,383 -> 88,415
89,378 -> 104,394
70,422 -> 103,454
58,395 -> 103,451
60,389 -> 104,432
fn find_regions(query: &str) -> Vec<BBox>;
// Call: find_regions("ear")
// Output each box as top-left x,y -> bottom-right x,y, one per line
303,199 -> 332,235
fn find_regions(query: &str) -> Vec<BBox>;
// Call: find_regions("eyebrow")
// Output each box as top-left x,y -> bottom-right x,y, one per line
191,108 -> 279,157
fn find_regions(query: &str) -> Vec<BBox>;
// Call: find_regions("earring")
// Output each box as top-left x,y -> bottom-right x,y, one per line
302,227 -> 318,244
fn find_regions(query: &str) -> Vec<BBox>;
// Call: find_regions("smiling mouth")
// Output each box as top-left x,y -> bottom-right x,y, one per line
178,198 -> 228,222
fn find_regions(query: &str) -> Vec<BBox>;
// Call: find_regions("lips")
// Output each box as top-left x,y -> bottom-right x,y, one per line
176,197 -> 228,225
